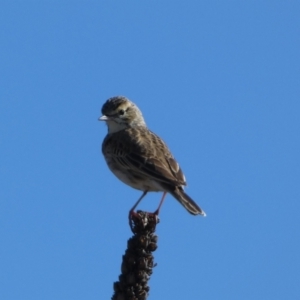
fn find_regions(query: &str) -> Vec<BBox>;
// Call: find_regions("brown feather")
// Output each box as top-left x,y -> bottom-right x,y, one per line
103,127 -> 186,187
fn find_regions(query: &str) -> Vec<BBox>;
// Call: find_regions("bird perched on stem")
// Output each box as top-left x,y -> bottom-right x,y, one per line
99,96 -> 206,225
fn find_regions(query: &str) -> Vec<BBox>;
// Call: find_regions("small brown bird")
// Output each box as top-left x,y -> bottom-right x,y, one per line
99,96 -> 206,219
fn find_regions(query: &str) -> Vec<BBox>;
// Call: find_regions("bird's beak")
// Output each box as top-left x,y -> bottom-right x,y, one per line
98,115 -> 109,121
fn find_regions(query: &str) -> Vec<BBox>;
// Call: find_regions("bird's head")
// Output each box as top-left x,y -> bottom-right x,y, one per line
99,96 -> 146,133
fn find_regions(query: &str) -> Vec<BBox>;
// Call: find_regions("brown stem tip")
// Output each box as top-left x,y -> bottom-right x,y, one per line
112,211 -> 159,300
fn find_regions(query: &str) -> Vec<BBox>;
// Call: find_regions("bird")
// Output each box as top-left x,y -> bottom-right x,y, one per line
99,96 -> 206,221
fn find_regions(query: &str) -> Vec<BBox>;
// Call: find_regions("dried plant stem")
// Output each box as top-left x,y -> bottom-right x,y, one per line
111,211 -> 159,300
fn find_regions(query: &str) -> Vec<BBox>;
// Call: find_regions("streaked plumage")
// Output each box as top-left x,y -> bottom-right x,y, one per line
99,96 -> 206,216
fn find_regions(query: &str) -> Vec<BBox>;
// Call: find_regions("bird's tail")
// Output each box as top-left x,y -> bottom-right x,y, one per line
170,188 -> 206,216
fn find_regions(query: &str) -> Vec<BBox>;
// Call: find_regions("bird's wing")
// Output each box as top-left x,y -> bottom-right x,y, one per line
103,128 -> 186,187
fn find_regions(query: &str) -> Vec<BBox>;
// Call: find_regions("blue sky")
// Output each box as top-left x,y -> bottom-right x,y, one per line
0,1 -> 299,299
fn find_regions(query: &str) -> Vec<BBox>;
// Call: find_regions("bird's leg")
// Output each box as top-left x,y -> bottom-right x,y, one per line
153,192 -> 167,215
129,191 -> 148,230
130,191 -> 148,212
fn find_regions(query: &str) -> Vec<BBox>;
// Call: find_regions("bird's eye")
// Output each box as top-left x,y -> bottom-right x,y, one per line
119,109 -> 125,116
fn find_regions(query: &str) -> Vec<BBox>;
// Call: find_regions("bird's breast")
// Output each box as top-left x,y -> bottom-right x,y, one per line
106,161 -> 163,192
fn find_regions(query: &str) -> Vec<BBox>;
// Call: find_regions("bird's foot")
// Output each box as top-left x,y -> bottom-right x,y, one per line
128,210 -> 139,232
129,210 -> 159,233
